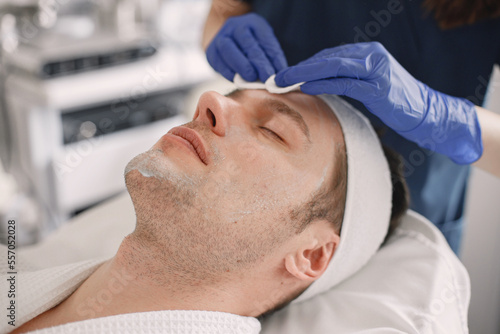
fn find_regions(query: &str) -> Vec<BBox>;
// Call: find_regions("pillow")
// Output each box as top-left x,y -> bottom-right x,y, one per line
261,211 -> 470,333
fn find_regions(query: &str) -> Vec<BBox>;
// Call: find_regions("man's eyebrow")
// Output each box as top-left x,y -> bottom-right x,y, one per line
261,98 -> 311,143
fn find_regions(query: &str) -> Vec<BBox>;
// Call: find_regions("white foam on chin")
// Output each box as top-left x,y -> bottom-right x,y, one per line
124,149 -> 199,187
137,168 -> 154,178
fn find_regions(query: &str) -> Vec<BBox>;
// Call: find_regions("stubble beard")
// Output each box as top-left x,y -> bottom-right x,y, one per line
122,144 -> 294,286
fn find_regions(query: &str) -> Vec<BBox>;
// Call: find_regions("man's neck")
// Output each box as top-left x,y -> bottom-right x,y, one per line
49,234 -> 272,325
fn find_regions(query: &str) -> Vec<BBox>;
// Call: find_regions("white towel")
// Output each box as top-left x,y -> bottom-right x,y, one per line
21,310 -> 260,334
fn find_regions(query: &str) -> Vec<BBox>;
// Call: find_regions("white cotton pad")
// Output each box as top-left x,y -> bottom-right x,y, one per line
233,74 -> 304,94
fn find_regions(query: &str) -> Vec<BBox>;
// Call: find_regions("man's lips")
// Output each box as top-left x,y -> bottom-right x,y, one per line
166,126 -> 210,165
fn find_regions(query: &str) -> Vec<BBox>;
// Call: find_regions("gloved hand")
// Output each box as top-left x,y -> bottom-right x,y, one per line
275,42 -> 482,164
206,13 -> 287,83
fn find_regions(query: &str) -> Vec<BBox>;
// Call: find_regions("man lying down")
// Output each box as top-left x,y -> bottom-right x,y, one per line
10,89 -> 421,334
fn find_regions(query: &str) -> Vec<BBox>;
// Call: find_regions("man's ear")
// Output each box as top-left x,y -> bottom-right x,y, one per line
284,221 -> 340,282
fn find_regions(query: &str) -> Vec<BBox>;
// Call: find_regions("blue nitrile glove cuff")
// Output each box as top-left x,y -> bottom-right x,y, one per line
398,88 -> 483,165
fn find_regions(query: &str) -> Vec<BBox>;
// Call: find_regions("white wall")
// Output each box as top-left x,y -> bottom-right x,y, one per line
462,65 -> 500,334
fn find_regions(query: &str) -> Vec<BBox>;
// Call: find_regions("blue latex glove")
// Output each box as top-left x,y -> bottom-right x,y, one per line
275,42 -> 482,165
206,13 -> 287,82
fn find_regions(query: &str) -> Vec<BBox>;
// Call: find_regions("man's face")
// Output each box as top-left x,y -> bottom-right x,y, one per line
125,89 -> 343,280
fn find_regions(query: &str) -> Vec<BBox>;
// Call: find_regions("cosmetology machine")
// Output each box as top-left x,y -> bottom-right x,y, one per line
0,0 -> 214,245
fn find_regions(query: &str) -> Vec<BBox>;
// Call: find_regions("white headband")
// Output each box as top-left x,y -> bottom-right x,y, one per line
233,75 -> 393,303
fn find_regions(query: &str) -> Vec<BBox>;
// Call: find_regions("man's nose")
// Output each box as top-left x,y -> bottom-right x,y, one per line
194,91 -> 235,136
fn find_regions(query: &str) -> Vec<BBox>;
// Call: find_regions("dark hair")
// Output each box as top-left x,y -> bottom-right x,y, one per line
289,140 -> 347,235
422,0 -> 500,29
381,146 -> 410,244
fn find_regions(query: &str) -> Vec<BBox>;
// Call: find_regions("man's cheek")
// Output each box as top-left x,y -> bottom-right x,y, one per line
202,170 -> 232,202
226,160 -> 243,177
237,141 -> 259,163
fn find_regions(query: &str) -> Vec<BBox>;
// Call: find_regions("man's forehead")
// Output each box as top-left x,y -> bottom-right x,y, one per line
226,89 -> 328,114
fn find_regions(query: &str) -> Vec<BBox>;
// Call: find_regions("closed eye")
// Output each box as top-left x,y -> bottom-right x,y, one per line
260,126 -> 284,142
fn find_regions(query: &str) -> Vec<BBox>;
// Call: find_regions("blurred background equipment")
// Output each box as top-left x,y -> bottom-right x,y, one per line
0,0 -> 214,245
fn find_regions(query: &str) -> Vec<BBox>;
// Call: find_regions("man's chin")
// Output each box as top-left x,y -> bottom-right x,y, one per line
125,149 -> 172,181
124,148 -> 202,191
